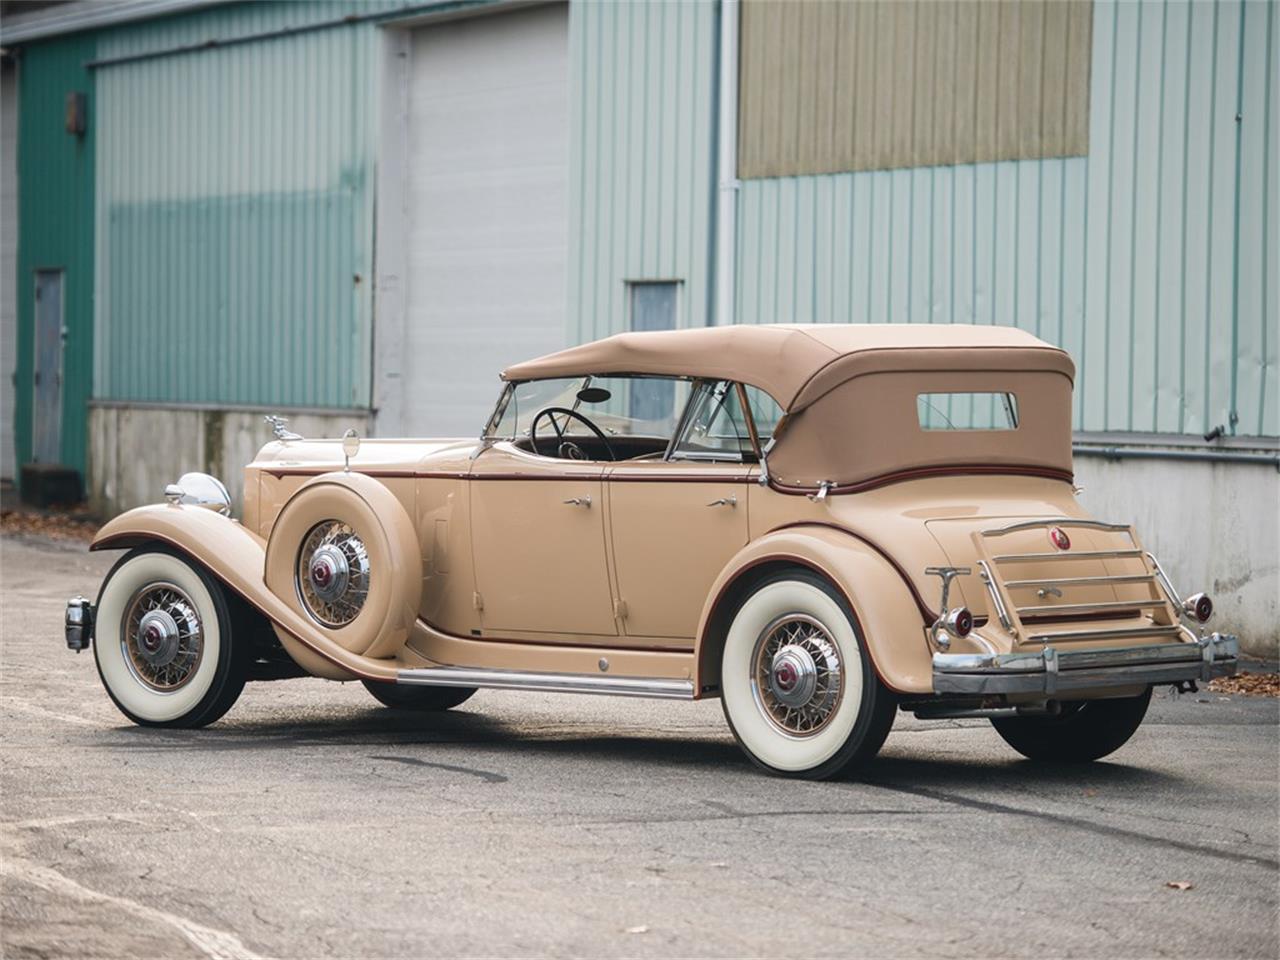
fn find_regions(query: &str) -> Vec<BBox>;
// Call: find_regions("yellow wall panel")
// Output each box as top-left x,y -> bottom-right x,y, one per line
739,0 -> 1094,178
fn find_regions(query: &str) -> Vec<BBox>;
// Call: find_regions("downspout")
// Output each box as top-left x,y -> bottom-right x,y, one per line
714,0 -> 739,327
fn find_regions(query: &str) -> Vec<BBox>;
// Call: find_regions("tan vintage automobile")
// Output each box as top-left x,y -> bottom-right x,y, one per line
66,324 -> 1237,779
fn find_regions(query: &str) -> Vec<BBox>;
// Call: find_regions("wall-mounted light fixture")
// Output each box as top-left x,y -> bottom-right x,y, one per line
64,91 -> 86,137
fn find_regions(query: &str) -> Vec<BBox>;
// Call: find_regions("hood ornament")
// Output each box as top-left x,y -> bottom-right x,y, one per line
264,415 -> 302,442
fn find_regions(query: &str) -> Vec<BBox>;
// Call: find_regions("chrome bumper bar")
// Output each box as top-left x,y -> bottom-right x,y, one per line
932,634 -> 1238,696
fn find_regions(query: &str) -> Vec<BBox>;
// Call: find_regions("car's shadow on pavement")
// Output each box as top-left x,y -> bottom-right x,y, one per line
857,753 -> 1188,792
100,705 -> 1192,790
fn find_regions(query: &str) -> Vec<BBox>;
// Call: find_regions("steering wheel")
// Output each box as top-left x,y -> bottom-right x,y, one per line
530,407 -> 616,462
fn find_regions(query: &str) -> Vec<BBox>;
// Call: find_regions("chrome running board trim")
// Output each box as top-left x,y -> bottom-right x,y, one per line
395,666 -> 696,700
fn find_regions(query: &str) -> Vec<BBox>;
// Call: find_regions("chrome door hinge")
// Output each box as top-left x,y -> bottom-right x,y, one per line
614,599 -> 629,621
473,591 -> 484,612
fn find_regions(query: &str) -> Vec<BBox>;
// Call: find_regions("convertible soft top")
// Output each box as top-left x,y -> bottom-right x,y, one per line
501,323 -> 1075,413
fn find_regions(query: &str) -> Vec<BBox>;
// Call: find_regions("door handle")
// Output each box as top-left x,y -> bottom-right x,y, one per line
706,495 -> 738,508
562,495 -> 592,508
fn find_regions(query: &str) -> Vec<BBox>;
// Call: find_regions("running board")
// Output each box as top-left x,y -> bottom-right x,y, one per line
396,666 -> 696,700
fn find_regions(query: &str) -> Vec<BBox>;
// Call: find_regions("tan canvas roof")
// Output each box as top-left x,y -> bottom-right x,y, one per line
502,324 -> 1074,412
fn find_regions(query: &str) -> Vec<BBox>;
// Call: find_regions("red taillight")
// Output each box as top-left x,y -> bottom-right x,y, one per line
1184,593 -> 1213,623
943,606 -> 973,638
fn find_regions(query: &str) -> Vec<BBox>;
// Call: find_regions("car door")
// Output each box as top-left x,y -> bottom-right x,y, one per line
606,381 -> 754,642
607,461 -> 750,642
469,443 -> 618,638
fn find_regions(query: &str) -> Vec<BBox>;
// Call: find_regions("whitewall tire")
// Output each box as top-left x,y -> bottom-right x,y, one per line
94,547 -> 247,727
720,570 -> 896,779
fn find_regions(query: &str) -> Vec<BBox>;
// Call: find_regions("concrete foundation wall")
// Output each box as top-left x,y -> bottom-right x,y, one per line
88,403 -> 370,516
1074,449 -> 1279,660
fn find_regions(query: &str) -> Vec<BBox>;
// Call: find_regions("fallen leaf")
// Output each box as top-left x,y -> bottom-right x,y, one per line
625,925 -> 650,935
0,507 -> 100,542
1209,673 -> 1280,697
1165,881 -> 1194,891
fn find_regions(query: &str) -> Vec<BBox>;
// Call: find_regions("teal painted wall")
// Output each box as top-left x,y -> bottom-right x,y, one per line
88,0 -> 498,410
733,0 -> 1278,439
568,0 -> 719,343
91,1 -> 393,409
14,34 -> 96,475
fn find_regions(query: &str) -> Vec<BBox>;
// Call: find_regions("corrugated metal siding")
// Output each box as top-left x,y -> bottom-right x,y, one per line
1,61 -> 18,479
13,34 -> 96,474
737,0 -> 1092,179
568,0 -> 718,343
92,2 -> 392,408
91,0 -> 449,59
735,0 -> 1278,439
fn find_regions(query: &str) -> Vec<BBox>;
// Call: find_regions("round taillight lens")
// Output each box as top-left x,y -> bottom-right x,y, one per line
1185,593 -> 1213,623
943,607 -> 973,638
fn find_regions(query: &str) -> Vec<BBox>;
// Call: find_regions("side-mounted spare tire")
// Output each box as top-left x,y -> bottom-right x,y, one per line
264,472 -> 423,661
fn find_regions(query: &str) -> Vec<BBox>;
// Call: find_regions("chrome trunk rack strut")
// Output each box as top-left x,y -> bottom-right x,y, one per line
972,518 -> 1188,645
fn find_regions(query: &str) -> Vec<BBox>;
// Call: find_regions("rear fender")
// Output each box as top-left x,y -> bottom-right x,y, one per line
91,504 -> 395,681
695,525 -> 939,695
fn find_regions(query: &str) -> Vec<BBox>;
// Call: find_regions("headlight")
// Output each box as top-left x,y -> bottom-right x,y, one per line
163,472 -> 232,516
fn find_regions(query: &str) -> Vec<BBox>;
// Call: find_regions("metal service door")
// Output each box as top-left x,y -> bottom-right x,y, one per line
32,270 -> 64,463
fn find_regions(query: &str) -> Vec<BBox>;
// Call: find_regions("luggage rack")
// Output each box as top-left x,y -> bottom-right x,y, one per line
973,518 -> 1184,645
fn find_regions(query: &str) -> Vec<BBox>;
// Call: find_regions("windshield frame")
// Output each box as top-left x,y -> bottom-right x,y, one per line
481,374 -> 776,465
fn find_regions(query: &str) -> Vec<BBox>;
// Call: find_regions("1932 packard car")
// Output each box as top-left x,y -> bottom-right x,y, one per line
66,324 -> 1238,779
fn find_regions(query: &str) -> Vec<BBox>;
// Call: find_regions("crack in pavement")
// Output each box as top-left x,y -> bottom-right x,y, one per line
0,833 -> 265,960
575,799 -> 921,826
860,780 -> 1280,871
368,754 -> 508,783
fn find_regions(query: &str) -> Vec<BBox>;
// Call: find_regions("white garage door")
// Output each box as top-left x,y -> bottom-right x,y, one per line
404,4 -> 569,436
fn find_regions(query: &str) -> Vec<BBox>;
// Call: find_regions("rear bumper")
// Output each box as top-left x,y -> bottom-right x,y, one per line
932,633 -> 1238,696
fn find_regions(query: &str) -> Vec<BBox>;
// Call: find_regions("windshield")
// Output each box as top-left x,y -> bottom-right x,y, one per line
487,376 -> 693,443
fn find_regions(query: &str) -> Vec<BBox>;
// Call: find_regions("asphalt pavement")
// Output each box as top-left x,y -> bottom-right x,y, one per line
2,533 -> 1277,959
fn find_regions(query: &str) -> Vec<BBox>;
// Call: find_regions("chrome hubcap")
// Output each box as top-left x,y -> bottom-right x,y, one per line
752,614 -> 843,736
297,521 -> 370,627
122,583 -> 203,691
768,645 -> 819,707
308,544 -> 350,603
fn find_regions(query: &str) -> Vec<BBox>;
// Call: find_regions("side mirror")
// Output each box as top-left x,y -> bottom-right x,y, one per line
342,429 -> 361,472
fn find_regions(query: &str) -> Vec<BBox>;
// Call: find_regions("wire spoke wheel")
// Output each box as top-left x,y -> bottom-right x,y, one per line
121,581 -> 204,692
750,613 -> 844,737
296,520 -> 371,628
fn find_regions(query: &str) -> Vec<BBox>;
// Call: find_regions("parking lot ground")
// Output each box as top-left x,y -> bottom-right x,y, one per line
3,533 -> 1278,959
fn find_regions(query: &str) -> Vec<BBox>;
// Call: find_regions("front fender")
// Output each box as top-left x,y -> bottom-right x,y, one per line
695,525 -> 943,695
91,503 -> 395,681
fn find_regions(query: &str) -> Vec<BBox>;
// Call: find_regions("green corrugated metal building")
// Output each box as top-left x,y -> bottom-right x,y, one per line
1,0 -> 1276,651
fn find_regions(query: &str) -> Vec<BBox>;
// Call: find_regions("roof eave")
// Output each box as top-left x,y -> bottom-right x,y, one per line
0,0 -> 227,45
